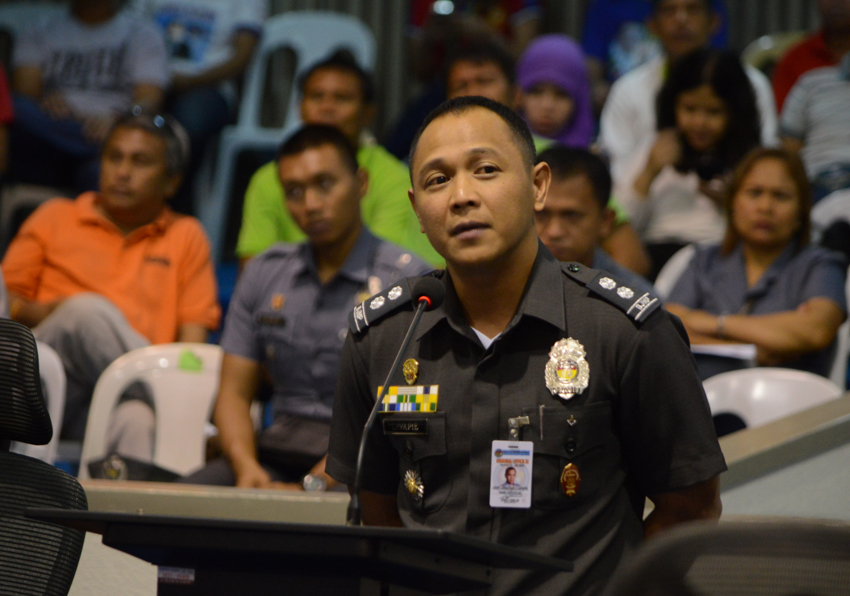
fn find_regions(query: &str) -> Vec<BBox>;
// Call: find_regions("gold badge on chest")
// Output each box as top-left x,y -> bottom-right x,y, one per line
545,338 -> 589,400
402,358 -> 419,385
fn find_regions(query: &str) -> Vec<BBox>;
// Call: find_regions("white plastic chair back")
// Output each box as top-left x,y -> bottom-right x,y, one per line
78,343 -> 222,479
198,11 -> 376,261
703,367 -> 843,429
10,341 -> 66,464
742,31 -> 807,76
810,188 -> 850,243
654,244 -> 696,300
240,11 -> 376,136
827,266 -> 850,388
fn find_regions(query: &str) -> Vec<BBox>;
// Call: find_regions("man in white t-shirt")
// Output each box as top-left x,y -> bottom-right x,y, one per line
599,0 -> 778,183
781,54 -> 850,202
10,0 -> 168,192
140,0 -> 267,214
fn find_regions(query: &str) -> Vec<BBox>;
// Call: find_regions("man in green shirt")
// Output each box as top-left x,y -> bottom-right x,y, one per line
236,51 -> 442,267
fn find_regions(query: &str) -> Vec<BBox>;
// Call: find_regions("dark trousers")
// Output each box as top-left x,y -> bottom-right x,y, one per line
9,95 -> 100,192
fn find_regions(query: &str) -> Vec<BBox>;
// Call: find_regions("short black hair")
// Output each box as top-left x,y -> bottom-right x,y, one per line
443,39 -> 515,89
108,108 -> 190,176
537,146 -> 612,210
298,49 -> 374,103
656,48 -> 760,179
651,0 -> 714,13
276,124 -> 359,173
408,96 -> 536,180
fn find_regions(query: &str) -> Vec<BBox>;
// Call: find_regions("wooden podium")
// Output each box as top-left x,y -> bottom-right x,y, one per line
29,509 -> 572,595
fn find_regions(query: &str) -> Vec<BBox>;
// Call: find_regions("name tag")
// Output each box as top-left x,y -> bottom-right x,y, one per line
382,418 -> 428,435
257,315 -> 286,327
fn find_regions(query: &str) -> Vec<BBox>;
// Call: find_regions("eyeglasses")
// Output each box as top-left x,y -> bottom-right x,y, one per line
130,105 -> 176,133
124,105 -> 190,163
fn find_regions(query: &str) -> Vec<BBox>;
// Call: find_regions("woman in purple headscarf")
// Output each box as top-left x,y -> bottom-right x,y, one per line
516,34 -> 595,149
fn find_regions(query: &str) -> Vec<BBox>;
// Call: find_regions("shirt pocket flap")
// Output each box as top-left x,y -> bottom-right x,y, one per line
522,401 -> 612,458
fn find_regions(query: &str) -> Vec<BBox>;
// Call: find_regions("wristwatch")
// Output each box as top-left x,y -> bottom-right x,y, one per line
302,473 -> 328,492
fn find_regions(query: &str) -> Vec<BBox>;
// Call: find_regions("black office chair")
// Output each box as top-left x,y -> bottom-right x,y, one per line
0,319 -> 87,596
602,520 -> 850,596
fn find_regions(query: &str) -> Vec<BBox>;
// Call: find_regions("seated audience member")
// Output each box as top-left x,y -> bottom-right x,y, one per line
182,125 -> 431,488
236,51 -> 442,267
383,0 -> 540,160
9,0 -> 168,193
444,39 -> 652,277
581,0 -> 729,112
411,0 -> 541,59
772,0 -> 850,112
535,145 -> 654,296
515,35 -> 595,151
142,0 -> 266,215
2,111 -> 220,447
616,49 -> 762,278
443,38 -> 518,107
599,0 -> 777,183
666,148 -> 847,379
781,53 -> 850,202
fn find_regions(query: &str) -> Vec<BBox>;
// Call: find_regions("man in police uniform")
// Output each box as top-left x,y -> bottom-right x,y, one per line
182,125 -> 431,489
326,97 -> 725,594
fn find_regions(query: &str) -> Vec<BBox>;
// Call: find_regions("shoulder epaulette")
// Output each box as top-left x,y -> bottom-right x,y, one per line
561,262 -> 661,323
349,278 -> 414,336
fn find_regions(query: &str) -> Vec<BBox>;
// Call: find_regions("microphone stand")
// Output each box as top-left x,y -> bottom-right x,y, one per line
346,295 -> 434,526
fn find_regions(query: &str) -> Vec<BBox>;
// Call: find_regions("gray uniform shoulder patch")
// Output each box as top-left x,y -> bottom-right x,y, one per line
561,262 -> 661,323
349,278 -> 414,336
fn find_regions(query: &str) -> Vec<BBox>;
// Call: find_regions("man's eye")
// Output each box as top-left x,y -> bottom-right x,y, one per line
285,187 -> 304,200
427,175 -> 448,187
478,165 -> 497,175
317,177 -> 335,191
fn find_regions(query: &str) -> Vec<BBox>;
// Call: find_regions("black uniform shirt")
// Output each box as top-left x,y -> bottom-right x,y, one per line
327,243 -> 726,596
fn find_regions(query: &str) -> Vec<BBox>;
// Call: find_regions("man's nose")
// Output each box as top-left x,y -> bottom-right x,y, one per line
303,187 -> 324,212
319,97 -> 337,113
114,158 -> 132,178
450,173 -> 479,209
673,7 -> 689,23
544,218 -> 566,240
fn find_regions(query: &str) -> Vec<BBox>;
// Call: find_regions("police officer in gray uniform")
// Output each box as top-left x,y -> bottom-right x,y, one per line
182,125 -> 431,489
326,97 -> 726,594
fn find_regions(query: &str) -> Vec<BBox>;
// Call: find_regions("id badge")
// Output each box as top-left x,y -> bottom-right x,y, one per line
490,440 -> 533,508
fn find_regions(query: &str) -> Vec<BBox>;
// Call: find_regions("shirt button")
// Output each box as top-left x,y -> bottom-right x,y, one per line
565,438 -> 577,455
568,264 -> 580,272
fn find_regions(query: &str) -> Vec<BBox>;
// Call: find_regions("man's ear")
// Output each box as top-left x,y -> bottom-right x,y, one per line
600,206 -> 616,240
360,104 -> 377,130
408,187 -> 425,234
647,14 -> 658,38
709,12 -> 721,37
513,86 -> 524,111
531,161 -> 550,213
164,174 -> 182,200
355,168 -> 369,202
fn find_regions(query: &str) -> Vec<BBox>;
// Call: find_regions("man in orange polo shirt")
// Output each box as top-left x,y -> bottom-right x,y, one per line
2,111 -> 220,449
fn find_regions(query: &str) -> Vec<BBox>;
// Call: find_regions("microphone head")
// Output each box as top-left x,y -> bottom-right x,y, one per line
411,276 -> 445,311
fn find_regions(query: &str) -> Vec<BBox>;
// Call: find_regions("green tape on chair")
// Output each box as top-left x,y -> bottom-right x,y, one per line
178,350 -> 203,372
